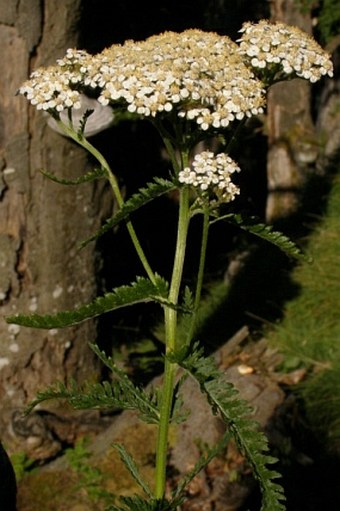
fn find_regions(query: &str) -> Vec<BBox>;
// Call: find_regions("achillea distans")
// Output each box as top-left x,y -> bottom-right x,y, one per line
19,29 -> 266,130
178,151 -> 240,203
19,65 -> 82,112
18,25 -> 333,128
237,20 -> 333,84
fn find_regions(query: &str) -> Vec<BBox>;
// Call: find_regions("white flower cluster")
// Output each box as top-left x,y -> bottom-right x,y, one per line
178,151 -> 240,203
88,30 -> 265,129
56,48 -> 91,71
237,20 -> 333,83
19,30 -> 265,128
19,65 -> 82,112
19,24 -> 333,122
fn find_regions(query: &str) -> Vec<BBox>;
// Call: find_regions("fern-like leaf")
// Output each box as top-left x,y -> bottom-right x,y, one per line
89,342 -> 127,375
113,443 -> 153,498
77,108 -> 95,137
212,213 -> 309,262
6,276 -> 169,329
40,166 -> 106,185
175,344 -> 286,511
108,495 -> 173,511
89,343 -> 161,423
81,177 -> 176,247
25,375 -> 160,423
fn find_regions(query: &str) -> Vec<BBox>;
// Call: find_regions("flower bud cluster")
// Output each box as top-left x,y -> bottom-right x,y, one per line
178,151 -> 240,203
237,20 -> 333,83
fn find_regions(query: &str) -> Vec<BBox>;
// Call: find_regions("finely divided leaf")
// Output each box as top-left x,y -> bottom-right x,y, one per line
112,443 -> 153,498
81,177 -> 176,247
77,108 -> 95,137
108,496 -> 173,511
212,213 -> 309,262
40,166 -> 106,185
6,276 -> 169,329
204,379 -> 285,511
177,344 -> 286,511
25,375 -> 160,424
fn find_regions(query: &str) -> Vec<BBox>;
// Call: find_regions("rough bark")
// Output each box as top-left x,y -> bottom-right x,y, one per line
0,1 -> 110,456
266,0 -> 317,221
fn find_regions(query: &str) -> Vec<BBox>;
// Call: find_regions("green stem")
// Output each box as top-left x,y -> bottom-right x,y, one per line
152,119 -> 182,175
155,180 -> 191,499
225,117 -> 246,155
187,206 -> 210,344
55,119 -> 156,285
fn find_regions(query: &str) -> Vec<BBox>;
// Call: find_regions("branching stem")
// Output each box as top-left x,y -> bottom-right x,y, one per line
55,119 -> 156,285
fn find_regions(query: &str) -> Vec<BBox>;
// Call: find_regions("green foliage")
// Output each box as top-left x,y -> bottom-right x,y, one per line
268,174 -> 340,448
112,443 -> 153,498
6,275 -> 169,329
301,367 -> 340,445
40,166 -> 106,185
109,435 -> 234,511
81,177 -> 176,248
174,344 -> 286,511
154,281 -> 230,347
25,341 -> 191,427
77,108 -> 95,137
25,378 -> 160,422
10,451 -> 35,482
182,281 -> 230,344
26,344 -> 161,423
212,213 -> 309,262
65,437 -> 113,504
109,495 -> 173,511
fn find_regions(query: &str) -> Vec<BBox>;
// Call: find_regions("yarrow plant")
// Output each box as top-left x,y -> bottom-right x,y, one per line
10,21 -> 333,511
178,151 -> 241,203
237,20 -> 333,84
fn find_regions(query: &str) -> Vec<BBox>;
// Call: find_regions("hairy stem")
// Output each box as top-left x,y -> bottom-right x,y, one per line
155,159 -> 191,498
187,206 -> 210,344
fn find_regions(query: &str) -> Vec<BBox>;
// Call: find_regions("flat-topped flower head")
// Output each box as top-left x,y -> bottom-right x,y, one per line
237,20 -> 333,84
179,151 -> 240,203
19,64 -> 84,113
87,30 -> 265,129
18,48 -> 95,113
19,29 -> 265,130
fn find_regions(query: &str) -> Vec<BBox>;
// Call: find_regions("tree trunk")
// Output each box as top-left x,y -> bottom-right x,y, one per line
266,0 -> 318,222
0,0 -> 110,457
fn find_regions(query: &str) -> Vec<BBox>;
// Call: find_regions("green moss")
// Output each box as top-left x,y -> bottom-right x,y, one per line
17,423 -> 159,510
98,422 -> 157,495
10,451 -> 35,482
17,470 -> 82,511
268,173 -> 340,448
